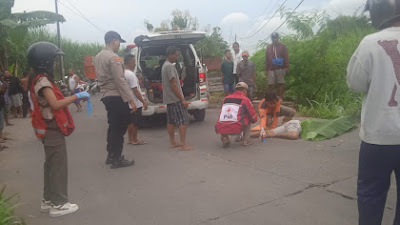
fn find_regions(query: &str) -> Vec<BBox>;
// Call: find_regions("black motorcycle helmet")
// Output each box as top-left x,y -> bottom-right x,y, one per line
365,0 -> 400,29
27,42 -> 64,74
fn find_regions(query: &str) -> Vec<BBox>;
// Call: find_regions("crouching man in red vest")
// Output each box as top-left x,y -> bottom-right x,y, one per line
215,82 -> 258,147
27,42 -> 90,217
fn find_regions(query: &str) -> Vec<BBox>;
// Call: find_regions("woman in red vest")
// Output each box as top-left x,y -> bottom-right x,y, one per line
27,42 -> 90,217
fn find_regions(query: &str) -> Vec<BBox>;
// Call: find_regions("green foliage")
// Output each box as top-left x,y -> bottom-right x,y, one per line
146,9 -> 198,32
251,14 -> 376,119
298,93 -> 363,119
0,186 -> 25,225
195,27 -> 229,58
6,28 -> 103,80
0,1 -> 65,71
255,72 -> 268,100
170,9 -> 198,31
301,115 -> 358,141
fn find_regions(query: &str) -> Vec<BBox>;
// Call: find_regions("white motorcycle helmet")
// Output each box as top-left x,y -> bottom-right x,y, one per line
366,0 -> 400,29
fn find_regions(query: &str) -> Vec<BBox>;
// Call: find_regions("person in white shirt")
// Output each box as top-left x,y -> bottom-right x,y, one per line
232,42 -> 242,85
124,54 -> 148,145
347,1 -> 400,224
68,69 -> 82,112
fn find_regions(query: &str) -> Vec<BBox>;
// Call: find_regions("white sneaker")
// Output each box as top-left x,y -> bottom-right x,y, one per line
49,202 -> 79,217
40,199 -> 53,213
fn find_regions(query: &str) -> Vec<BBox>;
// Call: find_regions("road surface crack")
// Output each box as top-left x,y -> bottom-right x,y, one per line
197,184 -> 316,224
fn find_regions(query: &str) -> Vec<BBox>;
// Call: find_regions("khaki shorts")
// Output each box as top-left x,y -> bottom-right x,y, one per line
268,69 -> 286,85
272,120 -> 302,135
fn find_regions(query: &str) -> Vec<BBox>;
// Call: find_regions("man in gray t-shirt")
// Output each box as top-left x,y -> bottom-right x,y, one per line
162,61 -> 183,104
161,46 -> 194,151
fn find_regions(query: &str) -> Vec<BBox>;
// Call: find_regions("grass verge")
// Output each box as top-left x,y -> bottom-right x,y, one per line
0,186 -> 25,225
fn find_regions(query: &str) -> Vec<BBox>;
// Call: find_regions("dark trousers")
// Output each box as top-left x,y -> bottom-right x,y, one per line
22,91 -> 29,118
357,142 -> 400,225
102,96 -> 130,158
233,74 -> 238,85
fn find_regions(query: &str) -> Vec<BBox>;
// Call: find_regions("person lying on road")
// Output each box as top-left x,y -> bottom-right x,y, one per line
250,91 -> 301,140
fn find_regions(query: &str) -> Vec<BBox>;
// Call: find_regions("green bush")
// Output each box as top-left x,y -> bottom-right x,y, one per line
0,186 -> 25,225
6,28 -> 103,80
255,71 -> 268,100
250,15 -> 375,119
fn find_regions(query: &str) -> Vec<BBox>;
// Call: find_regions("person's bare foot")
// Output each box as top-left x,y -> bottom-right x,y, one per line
169,143 -> 181,148
179,145 -> 194,151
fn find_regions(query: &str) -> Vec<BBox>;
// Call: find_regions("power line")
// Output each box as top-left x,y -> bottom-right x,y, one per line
63,0 -> 105,33
251,0 -> 280,27
250,0 -> 306,49
57,0 -> 105,33
240,0 -> 288,40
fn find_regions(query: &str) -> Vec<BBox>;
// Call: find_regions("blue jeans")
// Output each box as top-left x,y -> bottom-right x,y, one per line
223,84 -> 235,94
357,141 -> 400,225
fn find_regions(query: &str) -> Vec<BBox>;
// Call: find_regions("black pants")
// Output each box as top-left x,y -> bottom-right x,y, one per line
102,96 -> 130,159
233,74 -> 238,85
22,91 -> 30,118
357,142 -> 400,225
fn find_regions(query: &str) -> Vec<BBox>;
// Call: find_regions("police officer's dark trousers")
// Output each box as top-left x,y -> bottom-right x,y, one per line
357,141 -> 400,225
101,96 -> 130,159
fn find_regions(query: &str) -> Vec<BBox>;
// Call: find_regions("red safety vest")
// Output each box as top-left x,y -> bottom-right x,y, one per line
30,74 -> 75,138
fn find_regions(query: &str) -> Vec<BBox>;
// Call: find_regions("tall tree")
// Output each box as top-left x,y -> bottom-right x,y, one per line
144,9 -> 198,32
195,27 -> 228,58
0,0 -> 65,72
170,9 -> 198,30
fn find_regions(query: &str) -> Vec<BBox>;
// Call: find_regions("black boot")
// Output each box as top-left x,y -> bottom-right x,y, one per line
111,155 -> 134,169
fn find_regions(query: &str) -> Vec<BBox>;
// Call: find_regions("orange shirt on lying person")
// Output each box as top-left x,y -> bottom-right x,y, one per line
251,98 -> 281,132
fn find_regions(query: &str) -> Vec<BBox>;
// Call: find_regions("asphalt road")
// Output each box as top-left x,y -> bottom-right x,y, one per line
0,96 -> 396,225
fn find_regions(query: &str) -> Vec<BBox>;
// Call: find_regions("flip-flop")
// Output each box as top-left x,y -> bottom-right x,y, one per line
129,140 -> 148,145
241,141 -> 254,146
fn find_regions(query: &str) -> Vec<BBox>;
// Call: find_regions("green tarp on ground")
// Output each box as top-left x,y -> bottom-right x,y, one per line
300,116 -> 358,141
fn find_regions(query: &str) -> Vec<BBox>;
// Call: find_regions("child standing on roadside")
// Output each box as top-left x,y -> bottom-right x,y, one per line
27,42 -> 90,217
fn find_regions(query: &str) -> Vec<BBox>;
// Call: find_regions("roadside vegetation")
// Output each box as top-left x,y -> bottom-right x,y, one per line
0,186 -> 25,225
2,2 -> 374,119
251,12 -> 375,119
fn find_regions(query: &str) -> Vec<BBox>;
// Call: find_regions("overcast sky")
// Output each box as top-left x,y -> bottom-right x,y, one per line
12,0 -> 366,52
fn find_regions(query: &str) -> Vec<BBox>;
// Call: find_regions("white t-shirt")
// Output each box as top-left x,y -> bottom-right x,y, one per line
232,50 -> 243,74
124,69 -> 144,109
347,27 -> 400,145
68,74 -> 78,91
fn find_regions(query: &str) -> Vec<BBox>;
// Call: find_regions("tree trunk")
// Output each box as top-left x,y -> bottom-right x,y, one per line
3,43 -> 9,70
